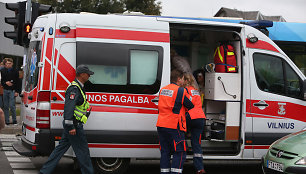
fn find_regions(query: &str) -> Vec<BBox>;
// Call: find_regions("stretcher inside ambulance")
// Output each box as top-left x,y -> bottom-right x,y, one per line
12,13 -> 306,174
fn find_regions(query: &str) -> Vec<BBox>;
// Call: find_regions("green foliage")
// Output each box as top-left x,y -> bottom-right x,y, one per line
37,0 -> 162,15
124,0 -> 161,15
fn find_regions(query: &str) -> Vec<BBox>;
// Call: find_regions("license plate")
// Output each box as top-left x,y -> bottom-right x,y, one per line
267,160 -> 284,172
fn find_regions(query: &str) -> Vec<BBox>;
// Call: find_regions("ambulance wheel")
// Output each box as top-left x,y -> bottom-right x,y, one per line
93,158 -> 130,174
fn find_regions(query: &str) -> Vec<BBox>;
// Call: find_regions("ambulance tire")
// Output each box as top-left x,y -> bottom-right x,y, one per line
93,157 -> 130,174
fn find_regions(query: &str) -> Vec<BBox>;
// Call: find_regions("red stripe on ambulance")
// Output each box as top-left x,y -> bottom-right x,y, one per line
55,29 -> 76,38
246,99 -> 306,122
244,145 -> 270,149
76,28 -> 170,43
246,39 -> 279,53
42,61 -> 51,90
87,93 -> 158,109
88,144 -> 160,149
91,105 -> 158,114
57,52 -> 75,88
45,38 -> 53,61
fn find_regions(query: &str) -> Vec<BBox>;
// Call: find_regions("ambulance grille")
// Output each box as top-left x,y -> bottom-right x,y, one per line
270,147 -> 298,160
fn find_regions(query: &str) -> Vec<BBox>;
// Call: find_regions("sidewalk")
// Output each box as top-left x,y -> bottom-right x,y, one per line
1,115 -> 22,135
1,103 -> 22,135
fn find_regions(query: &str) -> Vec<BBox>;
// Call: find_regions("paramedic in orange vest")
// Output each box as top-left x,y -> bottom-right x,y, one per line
184,74 -> 206,174
156,69 -> 194,174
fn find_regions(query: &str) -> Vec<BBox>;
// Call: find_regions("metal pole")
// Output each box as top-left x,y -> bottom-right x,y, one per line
22,0 -> 31,92
25,0 -> 31,23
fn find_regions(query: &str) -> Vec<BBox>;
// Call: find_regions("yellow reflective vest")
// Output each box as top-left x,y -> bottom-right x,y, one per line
67,81 -> 90,124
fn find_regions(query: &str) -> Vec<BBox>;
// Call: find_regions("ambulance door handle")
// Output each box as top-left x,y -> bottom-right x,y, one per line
28,96 -> 33,100
151,99 -> 159,102
151,97 -> 159,106
53,97 -> 57,101
253,101 -> 269,107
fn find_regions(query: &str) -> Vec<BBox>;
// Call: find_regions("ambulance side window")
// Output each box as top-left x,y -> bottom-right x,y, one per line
130,50 -> 158,85
24,41 -> 42,92
253,53 -> 302,99
77,42 -> 163,94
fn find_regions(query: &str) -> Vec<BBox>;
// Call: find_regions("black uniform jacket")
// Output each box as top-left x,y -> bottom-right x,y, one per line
63,79 -> 86,131
0,67 -> 21,93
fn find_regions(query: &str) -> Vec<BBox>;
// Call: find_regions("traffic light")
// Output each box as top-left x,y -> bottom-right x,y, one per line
31,2 -> 52,24
22,23 -> 32,47
4,1 -> 26,46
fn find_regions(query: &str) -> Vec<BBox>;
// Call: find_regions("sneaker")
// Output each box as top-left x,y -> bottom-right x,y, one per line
197,169 -> 206,174
13,121 -> 17,125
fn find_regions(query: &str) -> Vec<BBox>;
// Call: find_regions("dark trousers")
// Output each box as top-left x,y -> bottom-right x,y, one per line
40,122 -> 94,174
186,115 -> 205,171
3,89 -> 16,124
157,127 -> 186,174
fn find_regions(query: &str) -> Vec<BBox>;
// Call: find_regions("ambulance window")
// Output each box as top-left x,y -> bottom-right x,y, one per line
253,53 -> 285,95
130,50 -> 158,85
87,65 -> 127,85
284,63 -> 302,98
253,53 -> 302,98
24,41 -> 41,92
77,42 -> 163,94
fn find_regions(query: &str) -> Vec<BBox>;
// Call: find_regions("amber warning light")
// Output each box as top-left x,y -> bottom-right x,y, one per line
24,23 -> 32,33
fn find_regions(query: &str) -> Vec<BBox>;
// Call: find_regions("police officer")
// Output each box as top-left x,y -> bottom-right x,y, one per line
39,65 -> 94,174
156,69 -> 194,174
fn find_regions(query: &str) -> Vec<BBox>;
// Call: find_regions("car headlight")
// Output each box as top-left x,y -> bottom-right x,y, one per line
296,157 -> 306,165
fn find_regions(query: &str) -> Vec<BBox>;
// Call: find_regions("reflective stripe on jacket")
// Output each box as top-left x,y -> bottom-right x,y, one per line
156,83 -> 191,132
186,86 -> 206,119
67,81 -> 90,124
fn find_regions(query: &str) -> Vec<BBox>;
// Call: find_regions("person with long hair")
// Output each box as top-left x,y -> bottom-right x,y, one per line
184,73 -> 206,174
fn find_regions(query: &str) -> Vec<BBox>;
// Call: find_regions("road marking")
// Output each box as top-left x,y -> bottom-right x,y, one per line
0,135 -> 38,174
10,162 -> 36,169
13,170 -> 38,174
7,157 -> 32,162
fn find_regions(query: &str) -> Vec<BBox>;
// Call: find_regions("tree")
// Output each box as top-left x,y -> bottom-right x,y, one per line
124,0 -> 161,15
37,0 -> 162,15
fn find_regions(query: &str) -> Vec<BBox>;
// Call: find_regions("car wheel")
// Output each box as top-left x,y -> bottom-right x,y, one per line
93,157 -> 130,174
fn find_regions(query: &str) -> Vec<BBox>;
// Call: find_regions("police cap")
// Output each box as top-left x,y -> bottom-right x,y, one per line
76,65 -> 94,75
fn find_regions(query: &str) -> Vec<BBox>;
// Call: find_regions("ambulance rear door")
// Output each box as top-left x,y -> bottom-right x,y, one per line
21,15 -> 55,143
49,14 -> 77,131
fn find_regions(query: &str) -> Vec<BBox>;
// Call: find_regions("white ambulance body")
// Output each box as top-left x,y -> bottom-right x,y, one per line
13,13 -> 306,173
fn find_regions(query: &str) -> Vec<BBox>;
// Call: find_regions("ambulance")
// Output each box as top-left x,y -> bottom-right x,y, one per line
13,13 -> 306,174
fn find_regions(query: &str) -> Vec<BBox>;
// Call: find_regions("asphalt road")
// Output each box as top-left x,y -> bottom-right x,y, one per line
1,134 -> 263,174
31,157 -> 263,174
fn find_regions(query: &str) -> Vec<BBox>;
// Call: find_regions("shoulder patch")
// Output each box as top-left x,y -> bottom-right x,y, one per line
69,92 -> 76,100
160,89 -> 174,97
191,90 -> 200,96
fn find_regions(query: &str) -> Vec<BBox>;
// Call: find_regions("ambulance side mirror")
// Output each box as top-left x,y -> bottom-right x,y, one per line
303,79 -> 306,100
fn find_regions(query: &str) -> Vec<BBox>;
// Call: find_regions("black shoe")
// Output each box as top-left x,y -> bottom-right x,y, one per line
13,121 -> 17,125
5,122 -> 10,125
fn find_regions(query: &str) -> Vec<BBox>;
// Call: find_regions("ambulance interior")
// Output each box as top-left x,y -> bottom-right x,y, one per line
169,23 -> 242,155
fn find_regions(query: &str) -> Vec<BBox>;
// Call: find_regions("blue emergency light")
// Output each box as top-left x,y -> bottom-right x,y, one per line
240,20 -> 273,36
240,20 -> 273,28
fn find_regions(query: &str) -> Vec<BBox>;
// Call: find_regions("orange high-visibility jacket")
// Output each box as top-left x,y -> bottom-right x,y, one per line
156,83 -> 193,132
186,86 -> 206,119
